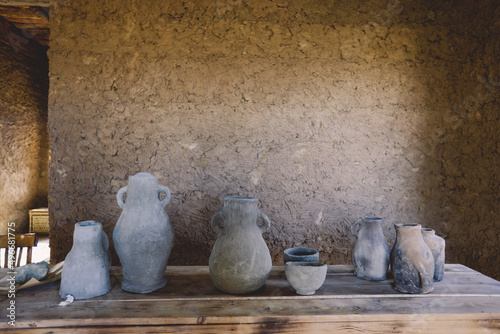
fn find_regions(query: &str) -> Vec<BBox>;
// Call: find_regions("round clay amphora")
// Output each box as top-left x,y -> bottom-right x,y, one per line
391,223 -> 434,294
209,196 -> 272,294
59,221 -> 111,299
113,172 -> 174,293
421,228 -> 445,282
351,217 -> 390,281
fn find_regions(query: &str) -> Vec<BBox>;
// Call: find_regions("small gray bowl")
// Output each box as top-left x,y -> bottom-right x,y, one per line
283,247 -> 319,263
285,262 -> 327,295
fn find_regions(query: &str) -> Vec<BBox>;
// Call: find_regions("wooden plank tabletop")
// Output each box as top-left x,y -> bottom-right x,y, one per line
1,264 -> 500,333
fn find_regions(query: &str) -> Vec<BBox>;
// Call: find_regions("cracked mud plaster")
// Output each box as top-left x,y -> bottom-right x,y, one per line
0,42 -> 48,234
48,0 -> 499,279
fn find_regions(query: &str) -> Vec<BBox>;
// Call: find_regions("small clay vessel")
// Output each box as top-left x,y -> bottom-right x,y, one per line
351,217 -> 390,281
391,223 -> 434,294
421,228 -> 445,282
59,221 -> 110,299
284,247 -> 319,263
285,262 -> 327,295
113,172 -> 174,293
209,196 -> 272,294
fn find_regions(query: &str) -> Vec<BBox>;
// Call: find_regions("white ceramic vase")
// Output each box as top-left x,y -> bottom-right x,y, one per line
59,221 -> 110,299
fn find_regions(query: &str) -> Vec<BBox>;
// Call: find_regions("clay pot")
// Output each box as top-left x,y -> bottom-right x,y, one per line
59,221 -> 110,300
113,172 -> 174,293
422,228 -> 446,282
391,223 -> 434,294
209,196 -> 272,294
284,247 -> 319,263
351,217 -> 390,281
285,262 -> 327,295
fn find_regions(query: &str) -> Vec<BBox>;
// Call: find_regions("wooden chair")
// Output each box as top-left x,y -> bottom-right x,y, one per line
0,233 -> 38,268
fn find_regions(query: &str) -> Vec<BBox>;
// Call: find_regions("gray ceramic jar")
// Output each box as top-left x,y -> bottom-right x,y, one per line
209,196 -> 272,294
113,172 -> 174,293
391,223 -> 434,294
284,247 -> 319,263
421,228 -> 446,282
59,221 -> 110,299
351,217 -> 390,281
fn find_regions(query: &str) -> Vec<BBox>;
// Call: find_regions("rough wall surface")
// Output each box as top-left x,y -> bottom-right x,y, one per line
0,42 -> 48,234
48,0 -> 499,278
434,0 -> 500,280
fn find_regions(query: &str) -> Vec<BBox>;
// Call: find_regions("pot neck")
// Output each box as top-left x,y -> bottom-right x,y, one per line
73,221 -> 103,246
395,223 -> 422,240
126,173 -> 160,202
421,228 -> 436,237
223,196 -> 258,212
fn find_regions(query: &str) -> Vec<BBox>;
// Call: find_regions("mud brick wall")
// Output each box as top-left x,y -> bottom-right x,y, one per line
48,0 -> 499,278
0,42 -> 49,234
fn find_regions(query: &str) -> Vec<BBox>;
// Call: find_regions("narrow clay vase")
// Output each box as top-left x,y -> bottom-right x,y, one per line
209,196 -> 272,294
59,221 -> 111,299
421,228 -> 446,282
391,223 -> 434,294
351,217 -> 390,281
113,172 -> 174,293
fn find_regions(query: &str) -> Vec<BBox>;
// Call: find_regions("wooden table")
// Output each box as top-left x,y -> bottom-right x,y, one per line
1,264 -> 500,333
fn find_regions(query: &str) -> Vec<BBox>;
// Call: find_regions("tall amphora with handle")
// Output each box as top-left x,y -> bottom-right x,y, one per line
113,172 -> 174,293
209,196 -> 272,294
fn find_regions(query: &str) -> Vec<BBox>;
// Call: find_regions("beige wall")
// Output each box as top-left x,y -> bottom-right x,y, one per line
48,0 -> 499,278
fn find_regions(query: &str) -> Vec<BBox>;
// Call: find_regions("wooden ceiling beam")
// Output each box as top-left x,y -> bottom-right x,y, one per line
0,5 -> 49,45
0,1 -> 49,7
0,14 -> 46,58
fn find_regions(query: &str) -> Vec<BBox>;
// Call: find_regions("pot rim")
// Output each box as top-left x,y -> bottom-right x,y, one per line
394,223 -> 421,229
76,220 -> 100,227
284,247 -> 319,256
285,262 -> 326,268
224,196 -> 258,201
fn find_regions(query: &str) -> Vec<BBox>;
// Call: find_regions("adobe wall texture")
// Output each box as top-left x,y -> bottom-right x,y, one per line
48,0 -> 499,278
0,42 -> 49,234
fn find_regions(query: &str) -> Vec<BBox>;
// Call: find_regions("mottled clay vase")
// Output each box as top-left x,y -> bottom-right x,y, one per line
351,217 -> 390,281
113,172 -> 174,293
209,196 -> 272,294
285,262 -> 327,295
422,228 -> 446,282
391,223 -> 434,294
59,221 -> 111,299
284,247 -> 319,263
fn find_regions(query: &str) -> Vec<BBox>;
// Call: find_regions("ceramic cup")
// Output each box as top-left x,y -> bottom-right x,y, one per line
285,262 -> 327,295
283,247 -> 320,263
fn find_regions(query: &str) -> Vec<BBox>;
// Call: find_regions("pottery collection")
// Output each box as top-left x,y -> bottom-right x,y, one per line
351,217 -> 390,281
209,196 -> 272,294
391,223 -> 435,294
113,172 -> 174,293
56,171 -> 448,299
59,221 -> 110,300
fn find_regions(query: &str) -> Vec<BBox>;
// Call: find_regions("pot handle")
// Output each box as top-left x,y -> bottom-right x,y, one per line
158,185 -> 171,207
258,211 -> 271,233
116,186 -> 128,209
350,218 -> 362,236
418,264 -> 433,291
211,210 -> 224,235
101,231 -> 109,252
